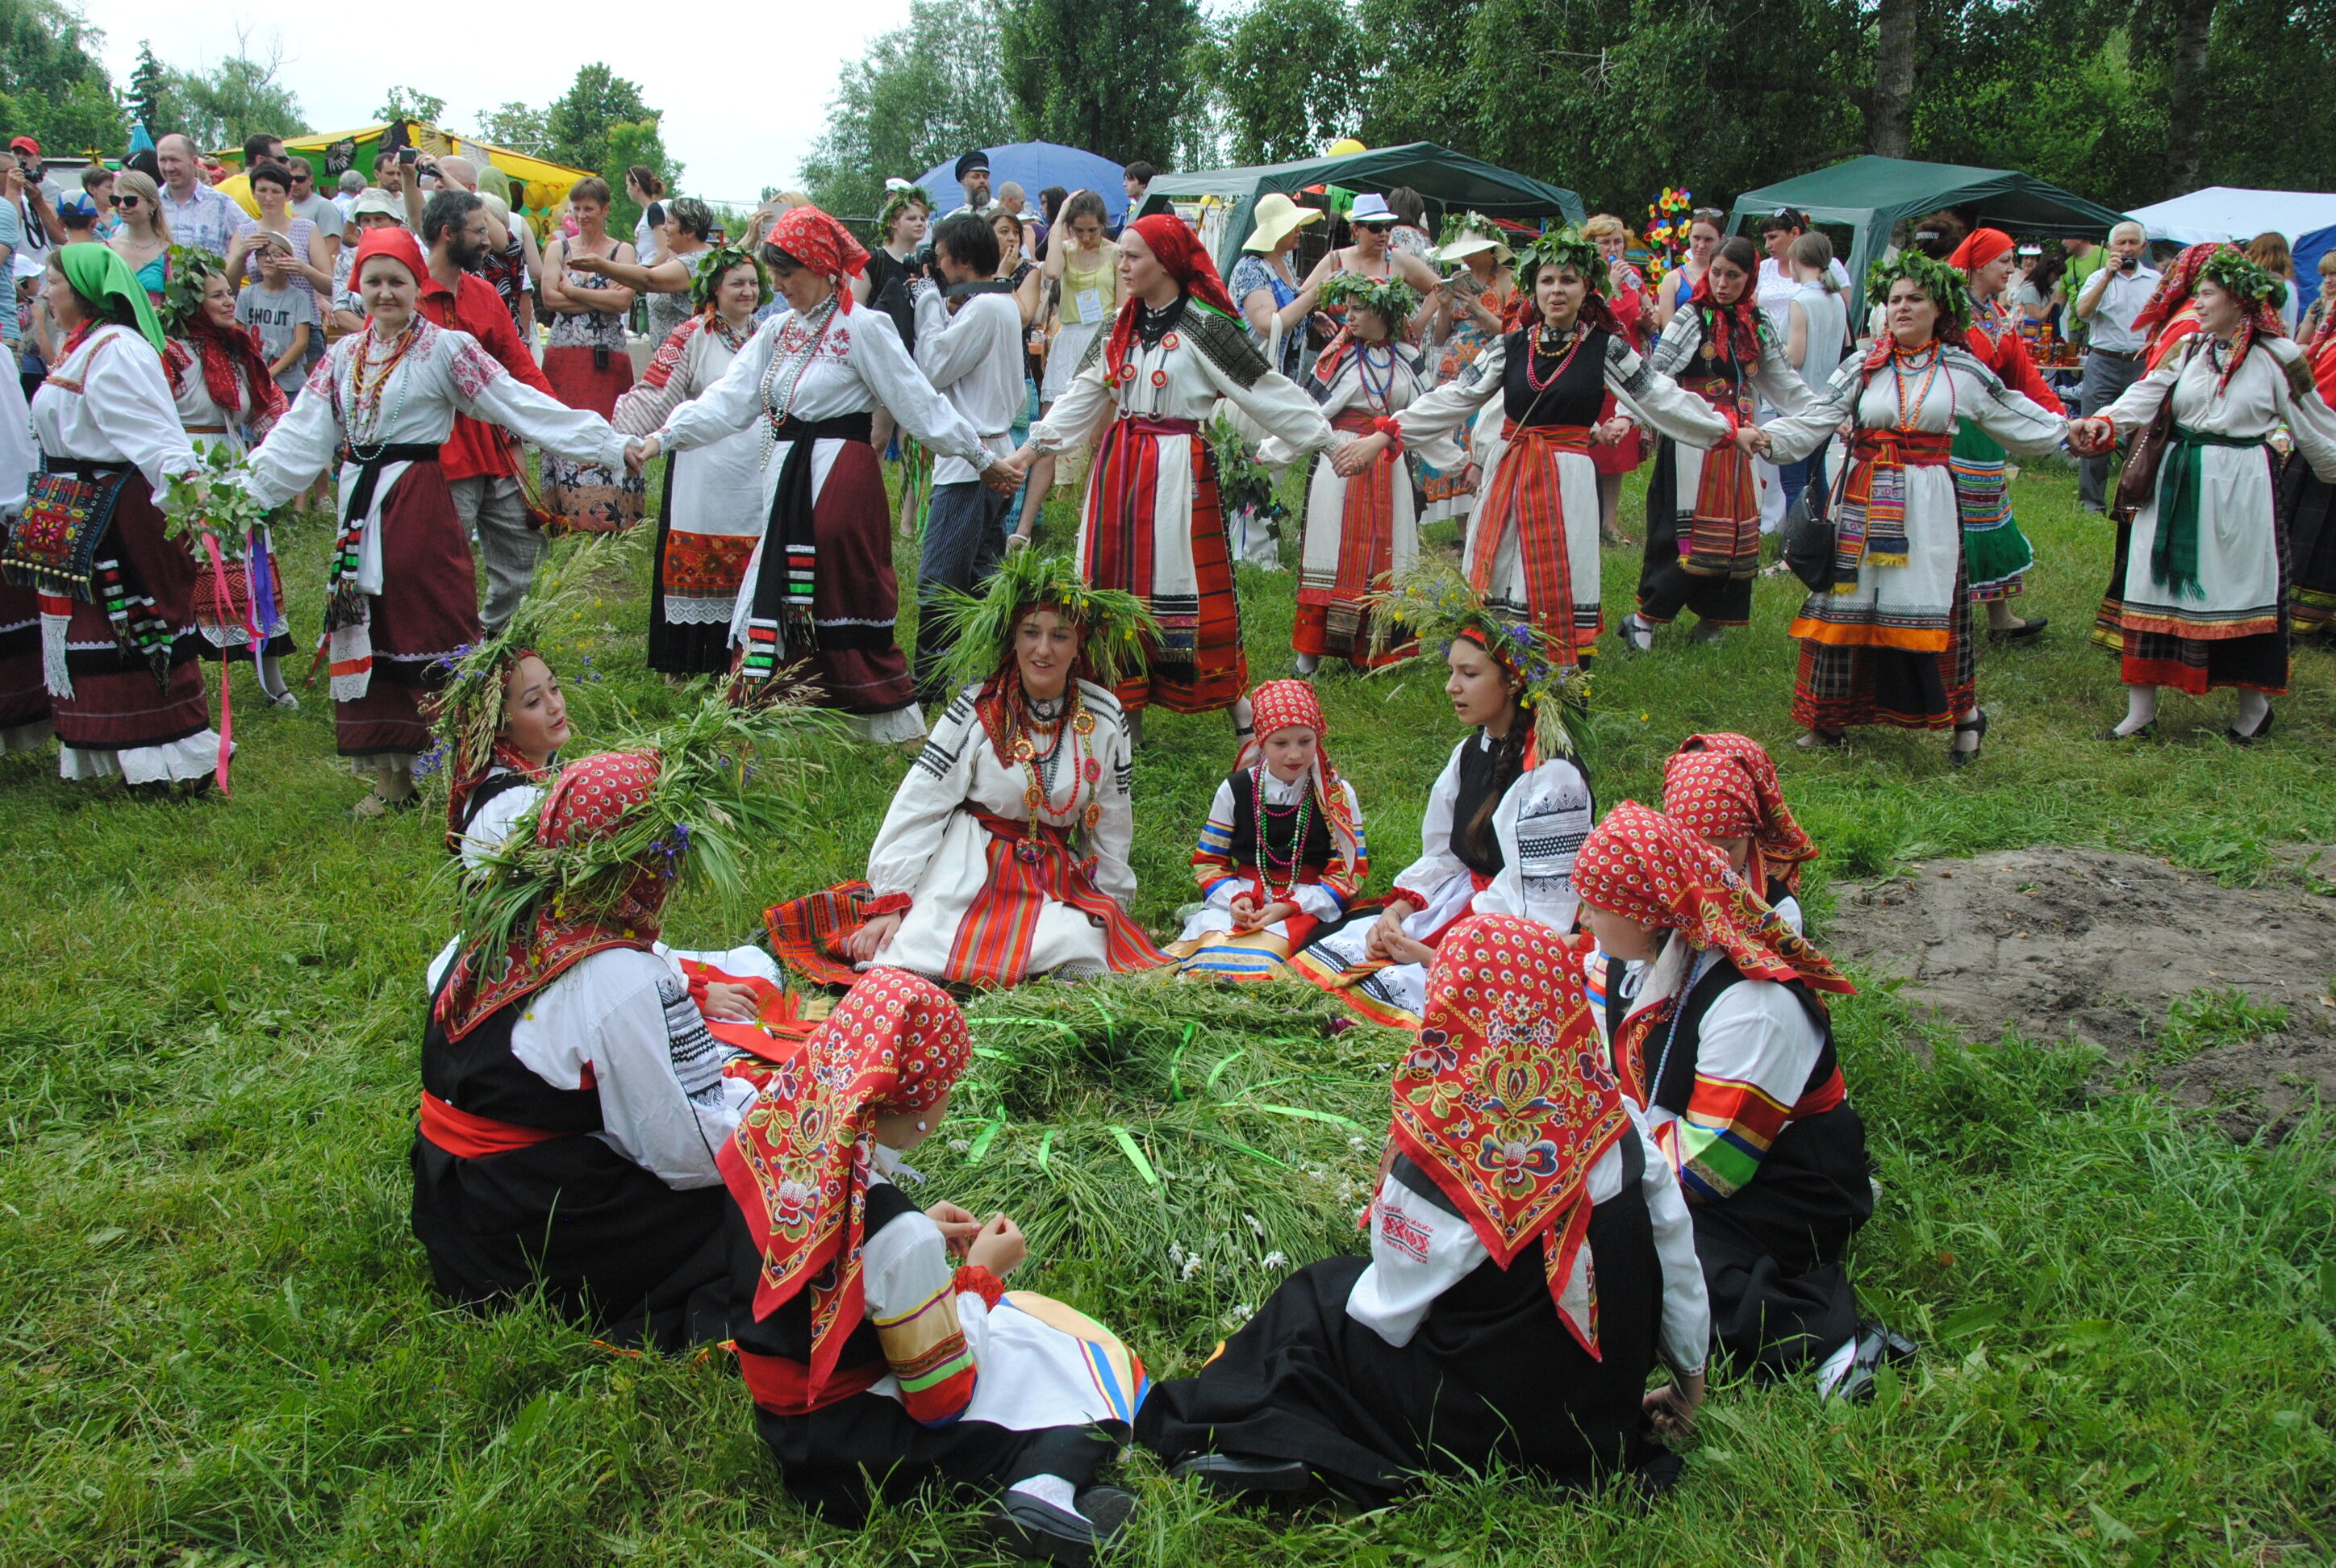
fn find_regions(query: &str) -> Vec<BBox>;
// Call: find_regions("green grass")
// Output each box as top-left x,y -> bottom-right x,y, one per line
1,461 -> 2332,1566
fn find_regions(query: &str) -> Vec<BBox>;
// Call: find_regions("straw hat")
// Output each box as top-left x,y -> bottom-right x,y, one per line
1245,191 -> 1324,252
1434,213 -> 1513,266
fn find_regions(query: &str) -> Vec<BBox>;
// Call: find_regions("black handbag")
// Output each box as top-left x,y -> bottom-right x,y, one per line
1781,458 -> 1838,594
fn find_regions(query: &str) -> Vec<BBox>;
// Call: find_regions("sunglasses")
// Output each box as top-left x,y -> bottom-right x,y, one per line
1354,220 -> 1393,232
116,195 -> 141,209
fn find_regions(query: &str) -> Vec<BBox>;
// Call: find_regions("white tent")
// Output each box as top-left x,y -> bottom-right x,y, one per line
2125,186 -> 2336,245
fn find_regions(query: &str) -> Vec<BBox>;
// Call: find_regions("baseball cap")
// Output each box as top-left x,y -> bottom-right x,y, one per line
9,136 -> 40,158
57,193 -> 98,223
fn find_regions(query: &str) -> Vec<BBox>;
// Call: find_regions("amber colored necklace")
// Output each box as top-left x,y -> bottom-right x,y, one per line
1525,323 -> 1587,392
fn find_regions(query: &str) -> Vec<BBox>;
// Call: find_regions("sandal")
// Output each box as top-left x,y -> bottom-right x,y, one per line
1948,709 -> 1988,767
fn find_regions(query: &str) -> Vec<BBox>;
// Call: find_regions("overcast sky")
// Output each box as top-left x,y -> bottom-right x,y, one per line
86,2 -> 917,202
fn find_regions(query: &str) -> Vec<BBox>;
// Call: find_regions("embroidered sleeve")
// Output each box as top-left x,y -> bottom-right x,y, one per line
1394,334 -> 1506,444
1662,981 -> 1823,1203
1646,309 -> 1704,379
1479,757 -> 1592,931
657,315 -> 775,452
450,333 -> 630,470
1191,776 -> 1244,899
614,319 -> 699,436
241,352 -> 348,508
1316,778 -> 1369,906
557,957 -> 750,1187
1089,690 -> 1140,909
1185,303 -> 1270,390
1608,340 -> 1731,448
862,1210 -> 979,1427
1194,327 -> 1337,457
866,692 -> 980,899
1759,359 -> 1865,466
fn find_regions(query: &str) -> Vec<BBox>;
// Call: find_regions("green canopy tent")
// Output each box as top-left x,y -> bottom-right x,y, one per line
1141,143 -> 1585,268
1727,156 -> 2129,319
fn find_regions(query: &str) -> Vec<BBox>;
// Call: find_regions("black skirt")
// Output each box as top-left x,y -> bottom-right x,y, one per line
1135,1178 -> 1667,1508
409,1132 -> 737,1351
2280,448 -> 2336,632
1692,1101 -> 1874,1378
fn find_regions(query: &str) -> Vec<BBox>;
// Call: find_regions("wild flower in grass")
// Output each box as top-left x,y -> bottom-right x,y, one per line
1167,1242 -> 1185,1266
412,743 -> 446,779
1182,1255 -> 1202,1281
947,1139 -> 970,1153
1243,1212 -> 1264,1237
1260,1251 -> 1287,1270
1229,1303 -> 1254,1325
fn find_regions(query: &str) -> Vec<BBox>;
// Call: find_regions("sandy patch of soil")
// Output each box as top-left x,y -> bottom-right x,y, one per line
1827,845 -> 2336,1139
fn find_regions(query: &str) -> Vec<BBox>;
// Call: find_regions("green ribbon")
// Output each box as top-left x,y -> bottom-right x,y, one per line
2154,424 -> 2267,603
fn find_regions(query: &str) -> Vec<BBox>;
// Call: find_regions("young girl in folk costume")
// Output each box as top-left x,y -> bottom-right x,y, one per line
14,245 -> 215,790
1947,227 -> 2059,636
1011,214 -> 1336,741
613,244 -> 773,676
1750,253 -> 2071,761
1623,236 -> 1814,650
1340,228 -> 1728,665
1268,275 -> 1458,673
1168,679 -> 1369,980
1294,570 -> 1594,1028
160,247 -> 297,707
416,703 -> 818,1352
1141,915 -> 1709,1506
236,227 -> 631,816
1575,803 -> 1907,1402
721,971 -> 1149,1558
764,553 -> 1165,989
1658,732 -> 1819,934
2278,290 -> 2336,636
2073,244 -> 2336,744
1418,213 -> 1516,529
621,206 -> 1017,746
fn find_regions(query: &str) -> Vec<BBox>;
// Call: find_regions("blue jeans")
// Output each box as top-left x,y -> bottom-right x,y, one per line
1779,439 -> 1831,515
913,481 -> 1009,701
999,377 -> 1040,536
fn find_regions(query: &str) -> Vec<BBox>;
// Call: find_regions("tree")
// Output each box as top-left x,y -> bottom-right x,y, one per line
797,0 -> 1016,224
134,29 -> 308,150
1869,0 -> 1917,159
1206,0 -> 1363,166
544,64 -> 651,182
0,0 -> 122,155
127,38 -> 167,136
476,102 -> 550,154
375,85 -> 446,126
995,0 -> 1205,166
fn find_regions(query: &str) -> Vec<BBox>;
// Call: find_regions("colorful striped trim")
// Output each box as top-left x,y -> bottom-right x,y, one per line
1673,1071 -> 1796,1202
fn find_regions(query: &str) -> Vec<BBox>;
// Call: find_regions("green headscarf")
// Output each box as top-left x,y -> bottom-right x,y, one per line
56,242 -> 168,355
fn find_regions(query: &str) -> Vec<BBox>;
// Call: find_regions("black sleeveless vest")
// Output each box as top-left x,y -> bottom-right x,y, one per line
1224,766 -> 1334,877
1501,326 -> 1610,428
422,967 -> 605,1133
1610,955 -> 1838,1116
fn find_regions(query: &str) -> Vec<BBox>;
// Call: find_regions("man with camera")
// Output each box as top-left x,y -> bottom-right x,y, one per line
2071,220 -> 2159,512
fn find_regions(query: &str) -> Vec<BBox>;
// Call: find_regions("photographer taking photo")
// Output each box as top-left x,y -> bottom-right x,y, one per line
2071,221 -> 2159,512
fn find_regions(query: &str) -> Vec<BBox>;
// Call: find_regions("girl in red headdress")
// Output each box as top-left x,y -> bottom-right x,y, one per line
1575,803 -> 1905,1400
1658,732 -> 1818,932
1948,227 -> 2059,635
236,226 -> 631,815
1008,213 -> 1337,737
1168,679 -> 1371,978
723,969 -> 1149,1557
2071,243 -> 2336,743
624,205 -> 1018,746
1139,915 -> 1709,1507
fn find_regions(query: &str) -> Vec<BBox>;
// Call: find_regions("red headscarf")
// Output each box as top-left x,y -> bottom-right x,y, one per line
1948,227 -> 2015,272
720,968 -> 973,1387
1242,678 -> 1363,871
432,751 -> 669,1040
350,225 -> 430,294
1659,733 -> 1817,894
1393,914 -> 1633,1356
1571,802 -> 1850,995
169,311 -> 286,437
1104,213 -> 1241,387
765,206 -> 870,312
2133,240 -> 2286,390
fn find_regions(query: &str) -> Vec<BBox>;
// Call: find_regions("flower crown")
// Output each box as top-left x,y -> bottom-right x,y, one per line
1512,227 -> 1608,297
932,548 -> 1160,695
1867,251 -> 1973,334
1365,563 -> 1591,758
160,244 -> 227,332
1317,271 -> 1418,327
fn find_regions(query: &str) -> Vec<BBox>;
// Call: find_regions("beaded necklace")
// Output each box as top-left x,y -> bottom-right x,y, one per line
1889,341 -> 1943,430
1249,765 -> 1315,901
1355,341 -> 1395,412
348,321 -> 420,458
1012,685 -> 1102,832
757,295 -> 841,470
1525,322 -> 1587,392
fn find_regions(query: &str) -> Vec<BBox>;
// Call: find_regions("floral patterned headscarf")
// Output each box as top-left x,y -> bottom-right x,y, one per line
1659,733 -> 1817,894
1393,915 -> 1633,1356
721,969 -> 973,1387
1244,678 -> 1363,870
765,206 -> 870,311
432,751 -> 667,1040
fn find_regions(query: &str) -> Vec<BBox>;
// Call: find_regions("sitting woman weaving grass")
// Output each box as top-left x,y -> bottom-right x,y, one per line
1139,915 -> 1708,1507
764,553 -> 1166,988
720,969 -> 1149,1561
1293,569 -> 1592,1028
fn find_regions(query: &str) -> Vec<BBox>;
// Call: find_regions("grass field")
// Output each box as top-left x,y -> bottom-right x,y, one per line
2,457 -> 2331,1566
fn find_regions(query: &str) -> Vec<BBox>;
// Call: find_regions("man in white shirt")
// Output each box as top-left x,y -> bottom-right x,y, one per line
2072,220 -> 2160,511
907,211 -> 1030,702
156,133 -> 254,256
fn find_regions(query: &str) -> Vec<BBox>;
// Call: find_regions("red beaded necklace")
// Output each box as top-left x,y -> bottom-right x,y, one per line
1524,322 -> 1587,393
